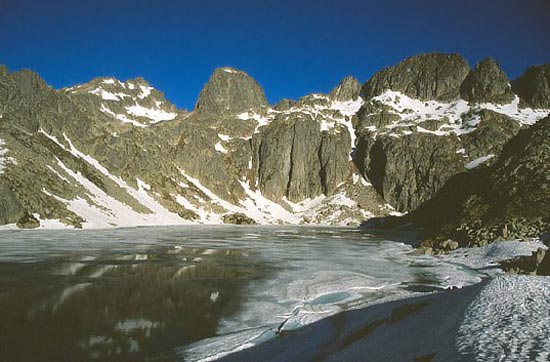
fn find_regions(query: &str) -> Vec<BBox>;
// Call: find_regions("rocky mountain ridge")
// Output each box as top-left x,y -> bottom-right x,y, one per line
0,53 -> 549,230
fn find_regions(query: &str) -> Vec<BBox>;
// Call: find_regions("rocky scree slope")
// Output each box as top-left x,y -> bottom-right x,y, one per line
1,53 -> 549,229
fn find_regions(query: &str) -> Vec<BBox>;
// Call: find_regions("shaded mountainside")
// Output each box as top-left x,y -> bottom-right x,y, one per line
0,52 -> 549,229
354,53 -> 548,212
512,64 -> 550,108
402,116 -> 550,248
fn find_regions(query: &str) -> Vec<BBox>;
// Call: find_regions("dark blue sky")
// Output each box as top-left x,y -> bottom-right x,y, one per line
1,0 -> 548,109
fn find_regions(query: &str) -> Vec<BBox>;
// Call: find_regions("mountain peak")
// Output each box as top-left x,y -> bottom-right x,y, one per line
329,76 -> 361,101
512,64 -> 550,108
460,57 -> 514,104
362,52 -> 470,102
194,67 -> 268,116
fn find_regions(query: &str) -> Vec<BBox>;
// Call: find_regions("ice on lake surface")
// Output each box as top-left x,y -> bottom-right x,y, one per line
0,226 -> 485,361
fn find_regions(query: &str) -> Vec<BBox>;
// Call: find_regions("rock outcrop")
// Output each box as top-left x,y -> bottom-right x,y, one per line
362,53 -> 470,101
512,64 -> 550,108
460,110 -> 521,162
460,57 -> 515,104
0,183 -> 25,225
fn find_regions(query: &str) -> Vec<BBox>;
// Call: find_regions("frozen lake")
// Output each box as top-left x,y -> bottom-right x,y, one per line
0,226 -> 486,361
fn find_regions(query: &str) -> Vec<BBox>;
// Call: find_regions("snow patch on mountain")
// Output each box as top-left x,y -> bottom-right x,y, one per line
0,138 -> 16,175
478,96 -> 549,125
0,139 -> 8,174
222,68 -> 242,74
174,171 -> 298,225
352,173 -> 372,186
125,104 -> 177,122
371,90 -> 549,138
100,104 -> 147,127
331,98 -> 364,117
373,90 -> 470,125
218,134 -> 231,141
137,85 -> 153,99
214,142 -> 228,154
465,154 -> 495,169
237,111 -> 271,133
89,88 -> 129,101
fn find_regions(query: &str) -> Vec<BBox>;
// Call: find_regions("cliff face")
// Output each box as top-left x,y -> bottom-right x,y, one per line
0,53 -> 549,229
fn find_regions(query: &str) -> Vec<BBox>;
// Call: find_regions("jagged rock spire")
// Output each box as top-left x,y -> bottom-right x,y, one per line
329,76 -> 361,101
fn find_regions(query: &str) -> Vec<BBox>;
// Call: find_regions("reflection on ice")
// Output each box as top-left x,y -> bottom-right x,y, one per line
0,238 -> 262,362
53,282 -> 92,311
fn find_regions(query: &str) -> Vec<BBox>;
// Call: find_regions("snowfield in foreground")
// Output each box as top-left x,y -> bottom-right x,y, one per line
458,275 -> 550,362
209,275 -> 550,362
